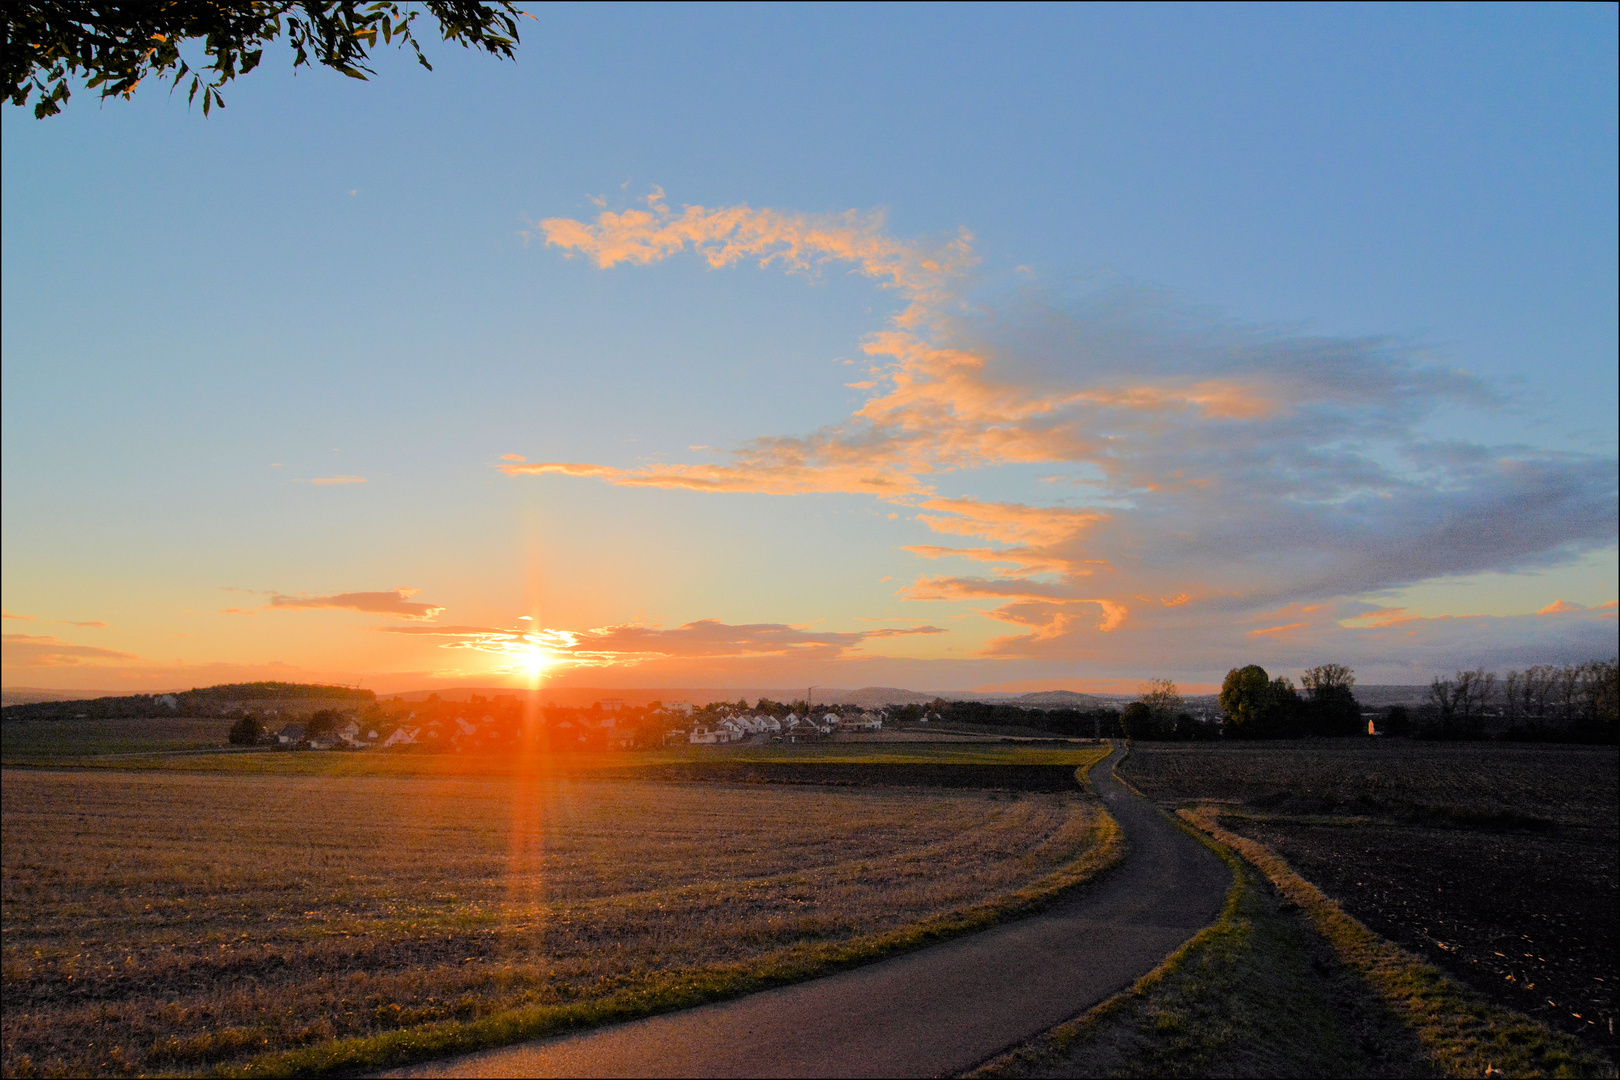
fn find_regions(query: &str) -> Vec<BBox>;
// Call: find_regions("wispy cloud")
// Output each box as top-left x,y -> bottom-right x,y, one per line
308,475 -> 366,486
267,588 -> 444,621
511,192 -> 1617,668
2,633 -> 139,667
380,618 -> 947,671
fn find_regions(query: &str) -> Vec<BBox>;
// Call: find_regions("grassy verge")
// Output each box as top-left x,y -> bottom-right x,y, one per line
1184,807 -> 1612,1079
968,815 -> 1438,1078
218,784 -> 1122,1078
970,804 -> 1611,1079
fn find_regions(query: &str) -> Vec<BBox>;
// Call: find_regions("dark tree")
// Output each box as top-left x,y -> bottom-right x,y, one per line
1220,665 -> 1307,738
304,708 -> 343,739
1219,665 -> 1272,737
227,715 -> 263,745
1301,663 -> 1361,736
6,2 -> 523,118
1119,701 -> 1160,740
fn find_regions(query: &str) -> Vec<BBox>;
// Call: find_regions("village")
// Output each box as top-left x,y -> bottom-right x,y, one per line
236,695 -> 897,753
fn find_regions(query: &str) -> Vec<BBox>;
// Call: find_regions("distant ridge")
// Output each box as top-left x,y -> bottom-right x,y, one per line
1,687 -> 152,707
2,682 -> 373,721
375,686 -> 1110,709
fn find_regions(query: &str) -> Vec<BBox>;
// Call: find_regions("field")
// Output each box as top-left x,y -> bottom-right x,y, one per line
0,718 -> 233,758
1119,741 -> 1619,1061
1,743 -> 1111,1077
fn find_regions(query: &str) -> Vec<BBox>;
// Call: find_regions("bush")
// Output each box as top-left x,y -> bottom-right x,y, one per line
227,716 -> 264,745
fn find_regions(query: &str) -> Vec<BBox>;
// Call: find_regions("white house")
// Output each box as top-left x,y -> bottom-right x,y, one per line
838,714 -> 883,732
689,723 -> 741,745
381,726 -> 418,748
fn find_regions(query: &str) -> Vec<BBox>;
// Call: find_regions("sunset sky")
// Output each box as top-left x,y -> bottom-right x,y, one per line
3,4 -> 1615,694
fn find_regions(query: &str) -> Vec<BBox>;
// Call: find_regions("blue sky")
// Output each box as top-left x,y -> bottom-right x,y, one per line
3,3 -> 1615,691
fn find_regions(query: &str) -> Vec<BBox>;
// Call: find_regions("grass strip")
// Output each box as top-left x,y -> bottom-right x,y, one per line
1182,805 -> 1612,1079
213,761 -> 1119,1078
968,814 -> 1442,1078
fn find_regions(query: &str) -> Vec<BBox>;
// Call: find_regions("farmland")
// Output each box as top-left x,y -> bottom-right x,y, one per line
1,745 -> 1111,1077
1119,741 -> 1619,1060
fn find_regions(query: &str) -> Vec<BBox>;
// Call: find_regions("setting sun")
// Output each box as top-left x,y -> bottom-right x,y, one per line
518,645 -> 552,681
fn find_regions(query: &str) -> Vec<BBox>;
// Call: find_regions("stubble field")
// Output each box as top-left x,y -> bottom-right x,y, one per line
1,751 -> 1110,1077
1119,741 -> 1619,1060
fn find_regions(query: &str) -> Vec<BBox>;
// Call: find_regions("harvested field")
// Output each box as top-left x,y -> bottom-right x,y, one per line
1120,742 -> 1619,1060
1,762 -> 1108,1077
0,718 -> 230,758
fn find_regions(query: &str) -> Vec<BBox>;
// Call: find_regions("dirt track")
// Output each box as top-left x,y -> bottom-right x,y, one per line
389,745 -> 1231,1079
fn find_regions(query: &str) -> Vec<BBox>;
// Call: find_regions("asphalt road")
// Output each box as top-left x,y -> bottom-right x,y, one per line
389,745 -> 1231,1079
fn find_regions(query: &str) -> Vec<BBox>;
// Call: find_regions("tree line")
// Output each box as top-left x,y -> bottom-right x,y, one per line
1123,658 -> 1617,743
1409,660 -> 1617,742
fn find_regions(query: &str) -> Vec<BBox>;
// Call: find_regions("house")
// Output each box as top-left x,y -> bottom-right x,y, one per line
838,714 -> 883,732
596,698 -> 625,712
689,724 -> 740,745
381,726 -> 418,748
338,721 -> 364,746
663,700 -> 694,717
275,723 -> 306,746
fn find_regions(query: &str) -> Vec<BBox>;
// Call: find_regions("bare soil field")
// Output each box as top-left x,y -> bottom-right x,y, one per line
1120,742 -> 1619,1060
1,762 -> 1107,1077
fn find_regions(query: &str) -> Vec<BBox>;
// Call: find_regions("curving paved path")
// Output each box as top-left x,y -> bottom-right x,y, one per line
389,744 -> 1230,1079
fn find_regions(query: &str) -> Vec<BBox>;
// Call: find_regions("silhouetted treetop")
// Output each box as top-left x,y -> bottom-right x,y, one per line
6,1 -> 524,118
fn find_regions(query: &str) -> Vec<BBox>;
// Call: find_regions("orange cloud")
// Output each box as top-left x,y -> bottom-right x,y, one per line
913,497 -> 1107,548
1247,621 -> 1309,638
1536,599 -> 1583,615
2,633 -> 140,667
500,456 -> 924,498
308,476 -> 366,485
381,618 -> 947,671
534,188 -> 973,327
266,588 -> 444,621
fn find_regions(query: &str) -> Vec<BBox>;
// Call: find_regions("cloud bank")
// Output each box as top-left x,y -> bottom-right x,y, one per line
381,618 -> 948,673
508,193 -> 1617,674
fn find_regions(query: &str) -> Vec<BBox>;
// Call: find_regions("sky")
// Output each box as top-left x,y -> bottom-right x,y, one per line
2,3 -> 1616,694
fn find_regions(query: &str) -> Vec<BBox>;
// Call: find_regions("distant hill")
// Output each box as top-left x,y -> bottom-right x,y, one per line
1,687 -> 152,707
999,690 -> 1107,708
1349,685 -> 1431,706
381,686 -> 957,709
1,681 -> 374,721
818,687 -> 943,708
372,685 -> 1113,710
